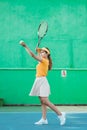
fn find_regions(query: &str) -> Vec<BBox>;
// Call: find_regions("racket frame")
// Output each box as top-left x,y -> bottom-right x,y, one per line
36,21 -> 48,48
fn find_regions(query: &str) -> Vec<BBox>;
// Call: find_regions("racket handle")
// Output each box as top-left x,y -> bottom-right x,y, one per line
35,43 -> 39,52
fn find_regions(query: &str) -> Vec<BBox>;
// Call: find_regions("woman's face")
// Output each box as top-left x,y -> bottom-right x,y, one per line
40,50 -> 48,58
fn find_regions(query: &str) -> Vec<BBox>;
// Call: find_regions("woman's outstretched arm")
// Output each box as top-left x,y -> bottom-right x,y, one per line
19,41 -> 42,62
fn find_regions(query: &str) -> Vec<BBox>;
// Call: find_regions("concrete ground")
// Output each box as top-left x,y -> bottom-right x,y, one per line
0,105 -> 87,112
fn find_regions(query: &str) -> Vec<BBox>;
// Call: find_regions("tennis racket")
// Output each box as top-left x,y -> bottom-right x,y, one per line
36,21 -> 48,48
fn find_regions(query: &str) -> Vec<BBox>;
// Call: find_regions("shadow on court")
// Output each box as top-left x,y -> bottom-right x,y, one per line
0,112 -> 87,130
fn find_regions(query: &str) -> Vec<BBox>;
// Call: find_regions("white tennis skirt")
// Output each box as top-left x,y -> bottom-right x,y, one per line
29,77 -> 51,97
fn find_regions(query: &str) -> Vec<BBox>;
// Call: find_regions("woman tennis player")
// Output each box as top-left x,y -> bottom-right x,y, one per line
20,41 -> 66,125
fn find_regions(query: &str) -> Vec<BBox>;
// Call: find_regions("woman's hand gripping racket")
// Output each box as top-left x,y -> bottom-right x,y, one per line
36,21 -> 48,49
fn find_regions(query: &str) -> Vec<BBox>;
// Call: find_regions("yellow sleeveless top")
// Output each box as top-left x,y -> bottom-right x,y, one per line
36,58 -> 49,77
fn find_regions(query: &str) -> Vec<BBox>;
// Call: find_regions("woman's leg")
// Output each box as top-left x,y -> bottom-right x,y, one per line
35,97 -> 65,125
34,97 -> 48,124
39,97 -> 47,120
39,97 -> 62,116
39,97 -> 66,125
41,103 -> 47,119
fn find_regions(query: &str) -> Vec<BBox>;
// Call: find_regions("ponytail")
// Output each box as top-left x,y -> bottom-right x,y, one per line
45,47 -> 52,70
48,54 -> 52,70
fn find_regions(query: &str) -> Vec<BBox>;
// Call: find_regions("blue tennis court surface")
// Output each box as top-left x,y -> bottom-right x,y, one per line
0,112 -> 87,130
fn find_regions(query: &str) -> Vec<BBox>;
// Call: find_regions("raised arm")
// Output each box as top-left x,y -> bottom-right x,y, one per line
19,41 -> 42,62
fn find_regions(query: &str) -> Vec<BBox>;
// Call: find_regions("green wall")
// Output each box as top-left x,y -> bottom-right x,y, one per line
0,69 -> 87,105
0,0 -> 87,105
0,0 -> 87,68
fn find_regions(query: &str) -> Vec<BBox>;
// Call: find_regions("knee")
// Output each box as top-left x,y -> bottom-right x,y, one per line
40,98 -> 47,104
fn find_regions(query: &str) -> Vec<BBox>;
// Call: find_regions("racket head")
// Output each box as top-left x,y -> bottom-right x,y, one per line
38,21 -> 48,39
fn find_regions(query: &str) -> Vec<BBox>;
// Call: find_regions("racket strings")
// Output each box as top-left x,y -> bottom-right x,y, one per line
38,22 -> 48,38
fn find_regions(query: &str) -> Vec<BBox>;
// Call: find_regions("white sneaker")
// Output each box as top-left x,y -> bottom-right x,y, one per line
34,118 -> 48,125
58,112 -> 66,125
